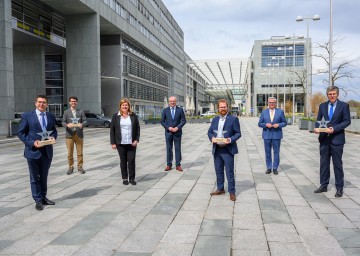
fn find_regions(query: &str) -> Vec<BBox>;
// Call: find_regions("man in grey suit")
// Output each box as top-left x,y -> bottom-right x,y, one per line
62,96 -> 87,174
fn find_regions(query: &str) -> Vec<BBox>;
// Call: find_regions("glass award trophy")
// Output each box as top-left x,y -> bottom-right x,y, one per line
213,130 -> 228,144
315,117 -> 330,133
37,130 -> 55,147
70,117 -> 81,127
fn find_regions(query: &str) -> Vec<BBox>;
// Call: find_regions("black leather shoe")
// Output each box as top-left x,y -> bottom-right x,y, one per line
35,201 -> 43,210
314,185 -> 327,193
273,169 -> 278,175
43,197 -> 55,205
123,179 -> 129,185
266,169 -> 271,174
130,180 -> 137,185
335,188 -> 343,197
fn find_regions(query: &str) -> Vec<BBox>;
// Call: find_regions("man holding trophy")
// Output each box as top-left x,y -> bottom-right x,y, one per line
314,86 -> 351,197
62,96 -> 87,175
18,95 -> 58,210
208,99 -> 241,201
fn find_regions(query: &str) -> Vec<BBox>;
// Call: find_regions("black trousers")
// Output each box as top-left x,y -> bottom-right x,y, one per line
319,138 -> 344,189
116,144 -> 136,181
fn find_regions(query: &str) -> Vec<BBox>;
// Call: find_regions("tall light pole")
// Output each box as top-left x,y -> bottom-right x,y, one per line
272,56 -> 283,104
296,14 -> 320,116
292,36 -> 296,124
277,46 -> 292,112
329,0 -> 333,86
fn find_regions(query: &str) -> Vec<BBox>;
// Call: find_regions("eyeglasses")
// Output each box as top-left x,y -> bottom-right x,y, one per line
268,102 -> 276,104
37,101 -> 47,104
70,101 -> 77,103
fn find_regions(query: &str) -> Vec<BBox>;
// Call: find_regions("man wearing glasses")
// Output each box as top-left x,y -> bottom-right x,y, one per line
18,95 -> 58,210
258,97 -> 287,175
62,96 -> 87,175
313,86 -> 351,197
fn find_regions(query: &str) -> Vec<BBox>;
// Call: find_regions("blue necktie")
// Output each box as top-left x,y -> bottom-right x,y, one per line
171,108 -> 175,119
40,112 -> 46,130
329,104 -> 334,120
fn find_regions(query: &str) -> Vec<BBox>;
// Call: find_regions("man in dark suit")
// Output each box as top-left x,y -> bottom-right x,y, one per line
161,96 -> 186,171
314,86 -> 351,197
208,99 -> 241,201
258,97 -> 287,175
18,95 -> 58,210
62,96 -> 87,175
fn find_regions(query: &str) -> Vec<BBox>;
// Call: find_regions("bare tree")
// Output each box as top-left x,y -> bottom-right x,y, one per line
313,36 -> 360,97
311,92 -> 327,117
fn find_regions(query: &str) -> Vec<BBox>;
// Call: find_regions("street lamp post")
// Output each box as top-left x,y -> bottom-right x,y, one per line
272,56 -> 282,105
292,36 -> 296,124
329,0 -> 333,86
296,14 -> 320,116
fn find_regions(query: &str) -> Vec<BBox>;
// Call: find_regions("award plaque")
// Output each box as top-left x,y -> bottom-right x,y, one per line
214,130 -> 228,144
314,117 -> 330,133
37,130 -> 55,147
70,117 -> 81,127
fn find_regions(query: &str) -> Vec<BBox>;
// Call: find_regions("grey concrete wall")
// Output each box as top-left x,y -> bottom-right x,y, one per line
66,13 -> 101,114
346,118 -> 360,133
13,45 -> 45,112
0,0 -> 14,135
101,44 -> 121,116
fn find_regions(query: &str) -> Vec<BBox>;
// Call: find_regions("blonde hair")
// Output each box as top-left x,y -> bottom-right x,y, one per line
118,98 -> 133,115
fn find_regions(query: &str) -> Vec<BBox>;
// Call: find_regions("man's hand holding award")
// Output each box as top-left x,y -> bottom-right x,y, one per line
212,130 -> 229,144
69,117 -> 82,128
35,130 -> 55,147
314,117 -> 331,134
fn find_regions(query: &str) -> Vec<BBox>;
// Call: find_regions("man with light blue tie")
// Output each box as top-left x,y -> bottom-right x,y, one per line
18,95 -> 58,210
161,96 -> 186,171
314,86 -> 351,197
258,97 -> 287,175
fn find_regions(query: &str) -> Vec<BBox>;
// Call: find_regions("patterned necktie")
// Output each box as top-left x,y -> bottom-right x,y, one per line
40,112 -> 46,130
171,108 -> 175,119
329,104 -> 334,120
270,110 -> 274,122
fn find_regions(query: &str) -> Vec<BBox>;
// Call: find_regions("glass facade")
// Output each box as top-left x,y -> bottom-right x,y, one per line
261,45 -> 304,68
45,54 -> 63,105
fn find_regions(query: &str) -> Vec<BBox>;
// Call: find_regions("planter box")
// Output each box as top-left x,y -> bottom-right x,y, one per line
298,119 -> 308,130
308,121 -> 316,132
189,118 -> 211,124
144,119 -> 161,124
11,123 -> 20,136
286,117 -> 293,125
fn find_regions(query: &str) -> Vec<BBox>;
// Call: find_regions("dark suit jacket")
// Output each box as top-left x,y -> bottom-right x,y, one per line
316,100 -> 351,145
207,115 -> 241,155
110,113 -> 140,145
258,108 -> 287,140
62,108 -> 87,139
18,110 -> 58,159
161,106 -> 186,135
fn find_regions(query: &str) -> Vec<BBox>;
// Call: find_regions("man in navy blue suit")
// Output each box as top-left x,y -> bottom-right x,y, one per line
208,99 -> 241,201
258,97 -> 287,175
314,86 -> 351,197
161,96 -> 186,171
18,95 -> 58,210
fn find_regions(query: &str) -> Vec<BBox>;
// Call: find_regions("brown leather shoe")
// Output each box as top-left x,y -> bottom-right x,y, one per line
230,193 -> 236,201
176,165 -> 183,172
165,166 -> 172,171
210,189 -> 225,196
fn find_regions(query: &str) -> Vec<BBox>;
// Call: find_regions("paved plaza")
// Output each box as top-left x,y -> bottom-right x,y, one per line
0,117 -> 359,256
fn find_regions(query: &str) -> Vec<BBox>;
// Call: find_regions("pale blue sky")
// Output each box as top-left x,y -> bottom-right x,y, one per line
163,0 -> 360,101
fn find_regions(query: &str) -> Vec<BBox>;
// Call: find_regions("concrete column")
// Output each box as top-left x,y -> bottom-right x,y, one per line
13,45 -> 45,112
0,0 -> 14,135
66,13 -> 101,113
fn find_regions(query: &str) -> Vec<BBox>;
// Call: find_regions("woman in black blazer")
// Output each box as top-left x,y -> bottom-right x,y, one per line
110,98 -> 140,185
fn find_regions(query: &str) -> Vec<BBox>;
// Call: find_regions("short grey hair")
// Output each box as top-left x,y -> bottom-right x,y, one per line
326,86 -> 339,95
268,97 -> 277,102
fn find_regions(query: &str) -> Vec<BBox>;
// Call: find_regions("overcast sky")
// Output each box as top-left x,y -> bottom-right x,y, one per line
162,0 -> 360,101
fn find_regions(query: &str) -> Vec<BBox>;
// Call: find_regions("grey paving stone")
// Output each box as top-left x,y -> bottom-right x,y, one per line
262,210 -> 292,224
192,235 -> 231,256
259,199 -> 286,211
286,206 -> 318,219
136,214 -> 174,232
118,231 -> 164,253
0,240 -> 13,250
328,228 -> 360,248
152,242 -> 193,256
233,214 -> 263,230
199,219 -> 232,237
161,224 -> 200,244
264,224 -> 301,242
318,213 -> 356,228
149,202 -> 182,215
232,229 -> 268,250
268,242 -> 308,256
